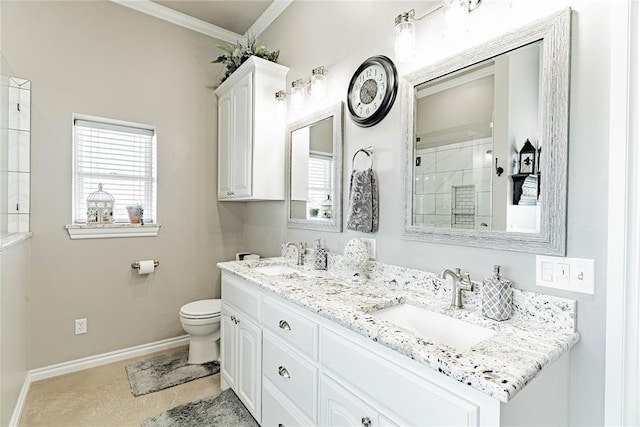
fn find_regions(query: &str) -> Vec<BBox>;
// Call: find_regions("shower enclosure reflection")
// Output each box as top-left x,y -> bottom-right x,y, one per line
0,53 -> 31,235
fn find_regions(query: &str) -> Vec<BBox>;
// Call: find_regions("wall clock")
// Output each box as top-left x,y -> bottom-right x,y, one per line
347,55 -> 398,128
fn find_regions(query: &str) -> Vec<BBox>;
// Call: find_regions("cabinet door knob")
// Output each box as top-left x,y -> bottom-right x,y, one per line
278,366 -> 291,379
230,315 -> 236,322
361,417 -> 372,427
278,425 -> 285,427
279,320 -> 291,330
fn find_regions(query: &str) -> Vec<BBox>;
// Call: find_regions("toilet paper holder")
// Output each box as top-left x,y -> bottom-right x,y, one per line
131,260 -> 160,270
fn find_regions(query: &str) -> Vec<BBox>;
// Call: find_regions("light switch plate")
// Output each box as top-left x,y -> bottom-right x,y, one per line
536,255 -> 595,294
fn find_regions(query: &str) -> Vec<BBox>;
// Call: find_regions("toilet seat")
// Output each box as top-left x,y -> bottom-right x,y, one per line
180,299 -> 221,320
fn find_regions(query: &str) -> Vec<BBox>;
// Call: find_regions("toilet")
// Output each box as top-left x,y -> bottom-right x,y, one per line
179,299 -> 221,364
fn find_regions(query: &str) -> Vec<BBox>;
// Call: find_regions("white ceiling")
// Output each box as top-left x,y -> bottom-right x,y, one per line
152,1 -> 273,35
111,0 -> 291,43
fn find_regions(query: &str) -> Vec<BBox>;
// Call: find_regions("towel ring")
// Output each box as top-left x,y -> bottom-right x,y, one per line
352,146 -> 374,169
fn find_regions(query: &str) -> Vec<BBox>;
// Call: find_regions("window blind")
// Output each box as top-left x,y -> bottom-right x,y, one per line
308,153 -> 332,205
73,117 -> 157,224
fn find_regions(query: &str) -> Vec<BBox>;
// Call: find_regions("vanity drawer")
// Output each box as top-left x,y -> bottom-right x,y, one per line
221,272 -> 260,321
262,378 -> 313,427
262,296 -> 318,360
320,328 -> 480,426
263,331 -> 318,422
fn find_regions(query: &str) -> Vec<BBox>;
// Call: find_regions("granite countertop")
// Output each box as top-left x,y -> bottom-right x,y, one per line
217,256 -> 580,403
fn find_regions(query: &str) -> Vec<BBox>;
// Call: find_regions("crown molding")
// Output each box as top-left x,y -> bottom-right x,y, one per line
110,0 -> 242,43
111,0 -> 293,42
246,0 -> 293,38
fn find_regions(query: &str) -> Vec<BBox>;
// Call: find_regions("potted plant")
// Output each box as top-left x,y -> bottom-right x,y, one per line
127,204 -> 144,225
212,37 -> 280,84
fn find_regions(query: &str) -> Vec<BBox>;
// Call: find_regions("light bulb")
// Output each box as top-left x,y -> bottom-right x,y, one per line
394,13 -> 416,62
443,0 -> 469,41
310,67 -> 327,100
291,79 -> 305,109
275,90 -> 287,119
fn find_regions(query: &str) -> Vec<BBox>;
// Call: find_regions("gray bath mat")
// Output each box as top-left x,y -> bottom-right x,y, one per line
126,348 -> 219,397
142,389 -> 259,427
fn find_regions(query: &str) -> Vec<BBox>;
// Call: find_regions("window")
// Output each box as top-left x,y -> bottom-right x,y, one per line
72,115 -> 157,225
307,152 -> 332,206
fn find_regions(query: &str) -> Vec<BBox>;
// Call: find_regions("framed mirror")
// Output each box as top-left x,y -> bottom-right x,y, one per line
286,102 -> 344,232
401,9 -> 570,255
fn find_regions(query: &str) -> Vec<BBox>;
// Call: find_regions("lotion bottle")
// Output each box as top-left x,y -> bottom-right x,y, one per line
313,239 -> 327,270
482,265 -> 512,321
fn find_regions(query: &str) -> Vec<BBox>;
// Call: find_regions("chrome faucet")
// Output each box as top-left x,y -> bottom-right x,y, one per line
285,241 -> 306,265
440,267 -> 474,309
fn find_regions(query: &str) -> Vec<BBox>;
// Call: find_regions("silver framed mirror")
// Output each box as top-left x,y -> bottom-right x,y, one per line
286,102 -> 344,232
401,9 -> 570,255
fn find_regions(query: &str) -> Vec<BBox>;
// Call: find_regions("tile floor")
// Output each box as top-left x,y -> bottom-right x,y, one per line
19,346 -> 221,426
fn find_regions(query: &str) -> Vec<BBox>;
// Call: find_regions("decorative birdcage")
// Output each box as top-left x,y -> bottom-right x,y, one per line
87,183 -> 114,224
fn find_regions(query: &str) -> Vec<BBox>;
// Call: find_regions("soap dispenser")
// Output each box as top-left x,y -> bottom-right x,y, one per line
481,265 -> 512,321
313,239 -> 327,270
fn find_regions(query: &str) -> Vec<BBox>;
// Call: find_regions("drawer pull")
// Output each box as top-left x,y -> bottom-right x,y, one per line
279,320 -> 291,330
361,417 -> 371,427
278,425 -> 284,427
278,366 -> 291,379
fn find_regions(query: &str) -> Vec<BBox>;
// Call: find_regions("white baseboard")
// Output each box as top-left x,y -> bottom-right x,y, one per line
9,335 -> 189,427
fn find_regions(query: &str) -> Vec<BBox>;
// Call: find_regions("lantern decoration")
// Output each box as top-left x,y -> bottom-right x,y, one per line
87,183 -> 114,224
518,139 -> 537,174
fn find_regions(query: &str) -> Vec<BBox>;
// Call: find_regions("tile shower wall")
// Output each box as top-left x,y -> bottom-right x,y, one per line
0,77 -> 30,233
413,138 -> 492,229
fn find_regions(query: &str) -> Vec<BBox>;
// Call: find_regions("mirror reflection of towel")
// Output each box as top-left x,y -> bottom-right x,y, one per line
346,168 -> 378,233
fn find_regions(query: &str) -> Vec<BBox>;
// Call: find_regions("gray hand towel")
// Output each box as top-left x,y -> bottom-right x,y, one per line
346,168 -> 378,233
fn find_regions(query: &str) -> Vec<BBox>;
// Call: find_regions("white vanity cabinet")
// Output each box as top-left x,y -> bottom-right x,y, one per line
215,56 -> 289,201
220,270 -> 571,427
260,296 -> 319,426
320,374 -> 399,427
220,274 -> 262,423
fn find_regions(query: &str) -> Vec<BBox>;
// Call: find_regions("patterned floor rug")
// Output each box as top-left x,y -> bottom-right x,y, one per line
125,348 -> 219,397
142,389 -> 259,427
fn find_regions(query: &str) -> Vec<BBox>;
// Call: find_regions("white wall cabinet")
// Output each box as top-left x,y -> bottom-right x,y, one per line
215,56 -> 289,201
220,271 -> 571,427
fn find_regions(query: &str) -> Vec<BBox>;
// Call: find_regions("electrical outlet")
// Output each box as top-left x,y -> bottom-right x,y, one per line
360,238 -> 376,260
75,318 -> 87,335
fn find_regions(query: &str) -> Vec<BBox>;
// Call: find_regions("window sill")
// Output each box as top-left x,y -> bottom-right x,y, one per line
1,232 -> 33,251
65,223 -> 161,240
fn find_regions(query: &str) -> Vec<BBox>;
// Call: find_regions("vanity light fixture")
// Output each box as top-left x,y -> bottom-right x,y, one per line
274,66 -> 330,113
275,90 -> 288,118
394,0 -> 482,62
310,66 -> 328,99
291,79 -> 306,109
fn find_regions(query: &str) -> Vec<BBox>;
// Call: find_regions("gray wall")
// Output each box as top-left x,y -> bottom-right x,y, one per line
1,1 -> 245,368
0,241 -> 30,426
252,1 -> 610,425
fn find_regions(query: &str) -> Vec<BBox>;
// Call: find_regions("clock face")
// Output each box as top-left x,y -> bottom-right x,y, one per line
350,63 -> 387,119
347,56 -> 398,127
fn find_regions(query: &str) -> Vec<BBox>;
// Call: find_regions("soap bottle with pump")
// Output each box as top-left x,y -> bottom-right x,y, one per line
481,265 -> 512,321
313,239 -> 327,270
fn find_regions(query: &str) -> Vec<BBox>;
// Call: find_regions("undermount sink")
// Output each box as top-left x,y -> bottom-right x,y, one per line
252,264 -> 301,276
370,304 -> 495,351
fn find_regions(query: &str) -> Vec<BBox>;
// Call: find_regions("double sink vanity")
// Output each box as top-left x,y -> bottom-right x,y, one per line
214,6 -> 578,426
217,255 -> 579,426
